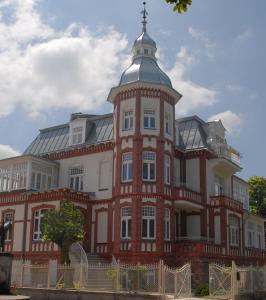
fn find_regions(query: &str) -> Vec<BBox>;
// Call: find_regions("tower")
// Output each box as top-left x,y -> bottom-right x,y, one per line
107,2 -> 182,262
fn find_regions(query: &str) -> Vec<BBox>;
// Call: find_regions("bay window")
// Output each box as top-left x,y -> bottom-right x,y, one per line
164,208 -> 170,240
143,152 -> 156,181
121,207 -> 132,239
123,111 -> 133,130
144,110 -> 155,129
122,153 -> 133,182
142,206 -> 155,239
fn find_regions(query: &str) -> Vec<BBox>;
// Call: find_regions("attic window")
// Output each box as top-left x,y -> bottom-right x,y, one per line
144,49 -> 149,55
72,126 -> 83,145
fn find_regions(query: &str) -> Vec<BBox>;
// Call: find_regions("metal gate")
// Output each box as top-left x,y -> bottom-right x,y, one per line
164,263 -> 191,298
209,263 -> 232,298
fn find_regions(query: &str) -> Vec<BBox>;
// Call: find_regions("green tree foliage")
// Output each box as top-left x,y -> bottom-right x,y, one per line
41,201 -> 84,264
247,176 -> 266,217
165,0 -> 192,13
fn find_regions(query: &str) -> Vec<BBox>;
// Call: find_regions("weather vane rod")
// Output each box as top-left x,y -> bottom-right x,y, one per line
141,2 -> 148,32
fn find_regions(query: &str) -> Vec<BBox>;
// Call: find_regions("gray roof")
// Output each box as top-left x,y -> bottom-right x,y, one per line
24,114 -> 113,156
119,57 -> 172,88
176,116 -> 208,151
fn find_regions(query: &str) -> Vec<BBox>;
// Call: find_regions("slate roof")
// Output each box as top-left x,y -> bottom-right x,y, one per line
24,114 -> 113,156
24,114 -> 209,156
176,116 -> 208,151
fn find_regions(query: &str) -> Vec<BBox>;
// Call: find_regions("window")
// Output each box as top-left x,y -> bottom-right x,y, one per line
214,175 -> 225,196
33,209 -> 47,240
123,111 -> 133,130
142,152 -> 156,181
72,126 -> 83,145
165,113 -> 171,135
144,49 -> 149,55
122,153 -> 133,182
4,213 -> 13,241
144,110 -> 155,129
69,167 -> 84,191
121,207 -> 132,239
257,225 -> 263,249
229,216 -> 239,247
247,222 -> 255,248
164,209 -> 170,240
142,207 -> 155,239
164,155 -> 170,185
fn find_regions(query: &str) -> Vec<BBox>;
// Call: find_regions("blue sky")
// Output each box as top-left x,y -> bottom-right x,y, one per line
0,0 -> 265,180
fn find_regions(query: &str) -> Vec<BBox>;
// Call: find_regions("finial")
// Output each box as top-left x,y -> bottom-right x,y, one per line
141,2 -> 148,33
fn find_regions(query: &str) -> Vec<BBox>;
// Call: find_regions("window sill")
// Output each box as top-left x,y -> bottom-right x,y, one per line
144,127 -> 156,130
141,238 -> 156,241
142,179 -> 156,182
122,128 -> 133,132
121,180 -> 133,183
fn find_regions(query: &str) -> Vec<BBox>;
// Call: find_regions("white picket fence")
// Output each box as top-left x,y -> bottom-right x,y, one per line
11,259 -> 191,298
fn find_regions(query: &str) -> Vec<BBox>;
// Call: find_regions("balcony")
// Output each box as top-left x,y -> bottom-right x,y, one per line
211,143 -> 241,168
210,195 -> 243,212
174,186 -> 202,208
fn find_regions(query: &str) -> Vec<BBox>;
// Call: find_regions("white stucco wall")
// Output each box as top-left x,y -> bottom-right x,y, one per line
186,159 -> 200,192
58,151 -> 113,199
97,211 -> 108,243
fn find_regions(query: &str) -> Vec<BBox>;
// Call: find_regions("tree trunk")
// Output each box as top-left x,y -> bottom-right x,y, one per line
60,244 -> 71,265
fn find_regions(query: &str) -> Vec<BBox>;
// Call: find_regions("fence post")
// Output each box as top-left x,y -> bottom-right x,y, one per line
250,266 -> 254,294
231,261 -> 237,300
174,272 -> 177,298
158,260 -> 162,294
116,259 -> 120,292
47,263 -> 50,289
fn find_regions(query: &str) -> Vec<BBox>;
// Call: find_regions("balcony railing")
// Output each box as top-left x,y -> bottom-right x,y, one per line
175,186 -> 202,205
211,144 -> 241,167
210,195 -> 243,212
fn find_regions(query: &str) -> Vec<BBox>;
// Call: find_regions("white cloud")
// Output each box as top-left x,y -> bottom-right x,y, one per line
166,47 -> 218,116
225,84 -> 243,93
0,144 -> 20,159
236,29 -> 252,41
0,0 -> 129,118
208,110 -> 244,135
188,26 -> 216,60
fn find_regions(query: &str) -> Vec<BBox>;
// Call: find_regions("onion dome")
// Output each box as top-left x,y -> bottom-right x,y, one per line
119,2 -> 172,88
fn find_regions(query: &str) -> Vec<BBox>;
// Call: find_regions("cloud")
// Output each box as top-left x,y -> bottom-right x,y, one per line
0,0 -> 129,118
0,144 -> 20,159
166,47 -> 218,116
208,110 -> 244,135
225,84 -> 243,93
236,29 -> 252,41
188,27 -> 216,60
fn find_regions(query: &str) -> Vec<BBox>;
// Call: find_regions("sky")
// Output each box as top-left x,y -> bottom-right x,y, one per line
0,0 -> 265,180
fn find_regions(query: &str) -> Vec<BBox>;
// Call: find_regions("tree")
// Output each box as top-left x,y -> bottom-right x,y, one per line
247,176 -> 266,217
165,0 -> 192,13
41,201 -> 84,265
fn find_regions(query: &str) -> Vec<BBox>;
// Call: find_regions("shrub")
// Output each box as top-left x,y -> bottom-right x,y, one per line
193,283 -> 209,297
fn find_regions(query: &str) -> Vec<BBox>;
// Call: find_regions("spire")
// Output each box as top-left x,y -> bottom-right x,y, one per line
141,2 -> 148,33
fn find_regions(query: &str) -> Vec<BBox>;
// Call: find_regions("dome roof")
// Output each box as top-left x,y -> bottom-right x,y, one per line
119,10 -> 172,88
119,56 -> 172,87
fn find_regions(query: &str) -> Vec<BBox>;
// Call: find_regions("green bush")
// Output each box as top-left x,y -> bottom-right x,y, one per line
193,283 -> 209,297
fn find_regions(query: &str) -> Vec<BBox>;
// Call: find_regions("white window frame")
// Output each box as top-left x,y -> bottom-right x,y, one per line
122,153 -> 133,182
247,222 -> 255,248
123,111 -> 133,131
142,152 -> 156,181
142,206 -> 156,239
229,216 -> 239,247
144,110 -> 156,129
72,126 -> 83,145
164,208 -> 170,241
33,209 -> 47,241
121,207 -> 132,239
164,155 -> 170,185
69,167 -> 84,191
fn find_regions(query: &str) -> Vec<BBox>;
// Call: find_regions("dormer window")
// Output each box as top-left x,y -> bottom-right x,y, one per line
144,49 -> 149,55
72,126 -> 83,145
